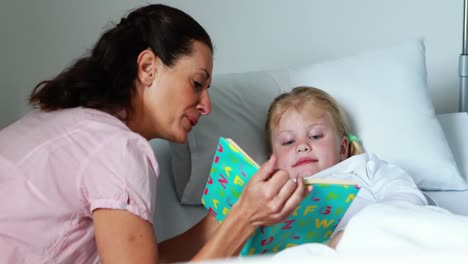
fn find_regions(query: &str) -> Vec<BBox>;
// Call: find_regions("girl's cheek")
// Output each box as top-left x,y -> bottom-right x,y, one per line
276,152 -> 289,169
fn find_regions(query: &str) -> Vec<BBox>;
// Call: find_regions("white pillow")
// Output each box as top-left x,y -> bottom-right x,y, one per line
287,39 -> 467,191
170,39 -> 468,205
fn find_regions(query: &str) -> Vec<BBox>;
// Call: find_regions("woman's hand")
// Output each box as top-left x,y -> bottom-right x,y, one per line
232,154 -> 312,228
191,155 -> 311,260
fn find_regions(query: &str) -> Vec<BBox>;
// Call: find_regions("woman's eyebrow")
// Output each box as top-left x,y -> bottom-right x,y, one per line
201,69 -> 210,79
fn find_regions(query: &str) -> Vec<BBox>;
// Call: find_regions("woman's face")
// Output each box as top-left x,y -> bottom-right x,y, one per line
140,41 -> 213,143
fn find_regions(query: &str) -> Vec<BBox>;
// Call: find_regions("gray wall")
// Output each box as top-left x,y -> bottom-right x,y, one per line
0,0 -> 463,128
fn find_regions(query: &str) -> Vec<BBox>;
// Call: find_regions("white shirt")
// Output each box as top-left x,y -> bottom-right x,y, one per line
306,152 -> 428,232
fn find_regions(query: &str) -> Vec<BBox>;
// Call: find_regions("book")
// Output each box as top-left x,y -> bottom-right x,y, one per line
201,137 -> 360,256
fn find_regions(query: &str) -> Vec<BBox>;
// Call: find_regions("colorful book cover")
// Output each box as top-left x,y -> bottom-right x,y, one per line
201,137 -> 360,256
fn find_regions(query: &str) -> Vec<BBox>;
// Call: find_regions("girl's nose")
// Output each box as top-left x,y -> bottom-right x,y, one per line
297,143 -> 310,152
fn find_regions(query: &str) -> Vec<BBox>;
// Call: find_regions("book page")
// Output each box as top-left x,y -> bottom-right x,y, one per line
226,138 -> 260,168
302,177 -> 357,185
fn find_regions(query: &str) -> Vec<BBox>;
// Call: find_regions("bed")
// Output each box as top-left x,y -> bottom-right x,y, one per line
150,25 -> 468,263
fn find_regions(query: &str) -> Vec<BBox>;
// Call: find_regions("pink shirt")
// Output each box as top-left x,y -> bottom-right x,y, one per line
0,108 -> 159,263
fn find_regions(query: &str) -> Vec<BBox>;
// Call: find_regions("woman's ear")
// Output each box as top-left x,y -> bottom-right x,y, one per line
340,136 -> 349,161
136,49 -> 158,87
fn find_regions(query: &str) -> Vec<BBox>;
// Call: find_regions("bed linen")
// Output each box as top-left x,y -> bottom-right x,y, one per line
189,203 -> 468,263
329,203 -> 468,254
270,203 -> 468,259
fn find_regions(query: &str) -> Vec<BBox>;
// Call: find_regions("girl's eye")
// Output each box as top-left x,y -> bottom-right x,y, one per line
310,135 -> 323,140
282,140 -> 295,146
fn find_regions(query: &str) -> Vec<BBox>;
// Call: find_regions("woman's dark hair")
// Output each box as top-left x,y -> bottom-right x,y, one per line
29,4 -> 213,113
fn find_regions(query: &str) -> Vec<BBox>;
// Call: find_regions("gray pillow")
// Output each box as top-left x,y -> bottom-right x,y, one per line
170,70 -> 289,205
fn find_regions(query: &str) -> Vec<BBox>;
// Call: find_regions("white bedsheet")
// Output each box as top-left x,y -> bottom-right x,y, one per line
195,202 -> 468,263
268,203 -> 468,263
336,203 -> 468,254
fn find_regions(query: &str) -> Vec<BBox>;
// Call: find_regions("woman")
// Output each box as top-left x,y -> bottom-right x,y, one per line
0,4 -> 309,263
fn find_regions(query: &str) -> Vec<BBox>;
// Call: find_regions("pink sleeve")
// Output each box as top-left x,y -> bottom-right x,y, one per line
79,134 -> 159,223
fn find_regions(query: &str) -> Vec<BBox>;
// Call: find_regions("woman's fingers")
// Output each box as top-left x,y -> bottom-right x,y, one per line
259,172 -> 310,225
270,173 -> 298,210
251,155 -> 278,183
254,155 -> 295,198
236,158 -> 312,228
274,177 -> 312,221
265,168 -> 291,190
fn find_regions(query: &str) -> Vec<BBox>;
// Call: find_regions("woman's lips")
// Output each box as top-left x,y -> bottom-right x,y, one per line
186,115 -> 198,126
292,158 -> 317,167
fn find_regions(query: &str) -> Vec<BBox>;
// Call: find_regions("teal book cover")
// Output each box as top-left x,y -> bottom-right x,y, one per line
201,137 -> 360,256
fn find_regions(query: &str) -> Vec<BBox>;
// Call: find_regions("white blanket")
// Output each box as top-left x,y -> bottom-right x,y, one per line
274,203 -> 468,258
192,204 -> 468,264
336,203 -> 468,254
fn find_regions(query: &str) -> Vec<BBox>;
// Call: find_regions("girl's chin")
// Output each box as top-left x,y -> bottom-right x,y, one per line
295,169 -> 320,179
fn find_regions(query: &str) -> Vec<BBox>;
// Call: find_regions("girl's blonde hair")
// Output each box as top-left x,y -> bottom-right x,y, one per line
265,86 -> 363,157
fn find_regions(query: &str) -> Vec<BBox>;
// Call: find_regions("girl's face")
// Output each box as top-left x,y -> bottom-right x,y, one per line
139,41 -> 213,142
271,106 -> 348,179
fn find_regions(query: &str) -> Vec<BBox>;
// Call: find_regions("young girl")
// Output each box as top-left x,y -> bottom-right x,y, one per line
265,86 -> 429,251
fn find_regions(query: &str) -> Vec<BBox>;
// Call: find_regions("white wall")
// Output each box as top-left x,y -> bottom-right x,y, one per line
0,0 -> 463,128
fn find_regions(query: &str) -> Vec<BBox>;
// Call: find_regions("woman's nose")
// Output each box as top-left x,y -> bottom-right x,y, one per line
197,90 -> 211,115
